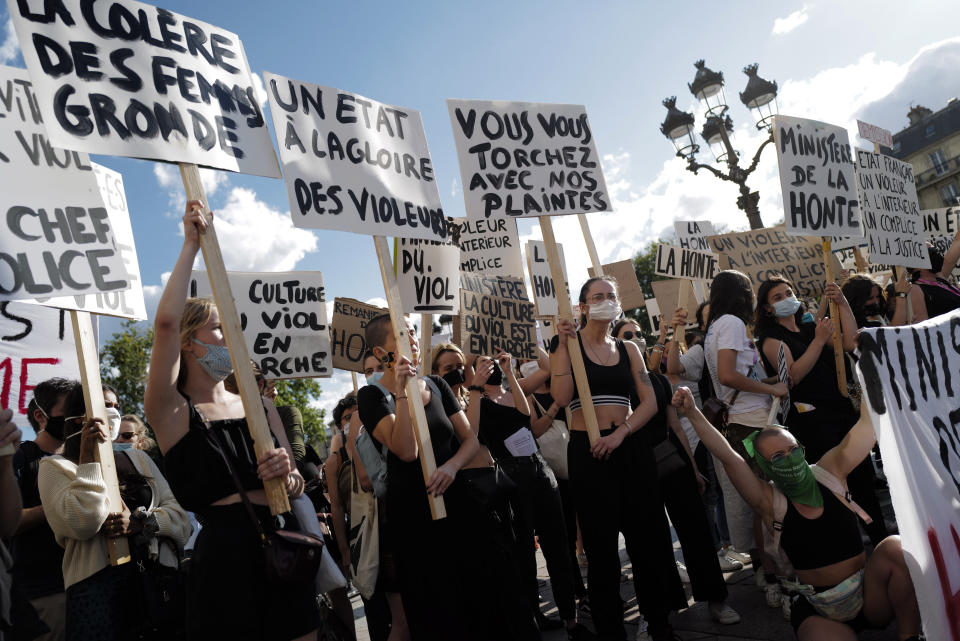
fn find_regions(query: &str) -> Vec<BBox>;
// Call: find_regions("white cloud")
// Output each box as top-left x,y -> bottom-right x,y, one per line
153,164 -> 229,215
315,370 -> 360,423
250,72 -> 269,110
451,177 -> 461,199
772,5 -> 809,35
0,17 -> 19,64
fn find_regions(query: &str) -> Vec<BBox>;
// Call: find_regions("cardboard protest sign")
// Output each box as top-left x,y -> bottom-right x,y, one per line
446,100 -> 610,220
651,279 -> 697,323
526,241 -> 568,317
190,271 -> 330,379
857,314 -> 960,641
654,244 -> 719,282
775,342 -> 790,425
459,289 -> 536,360
856,150 -> 928,269
644,298 -> 661,334
1,65 -> 131,302
856,120 -> 893,148
8,0 -> 279,177
449,216 -> 524,278
707,227 -> 840,298
396,239 -> 459,314
0,301 -> 85,421
330,298 -> 388,372
460,273 -> 529,302
587,260 -> 645,311
21,163 -> 146,319
829,235 -> 868,252
674,220 -> 716,252
775,116 -> 862,238
264,75 -> 447,241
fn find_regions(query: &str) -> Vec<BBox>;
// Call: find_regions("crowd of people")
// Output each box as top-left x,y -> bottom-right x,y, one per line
0,204 -> 953,641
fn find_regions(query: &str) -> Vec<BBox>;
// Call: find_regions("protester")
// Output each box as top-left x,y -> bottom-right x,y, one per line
469,352 -> 592,639
551,276 -> 685,641
757,277 -> 888,546
357,314 -> 538,641
841,274 -> 888,328
13,377 -> 75,641
0,408 -> 24,638
144,201 -> 315,641
704,270 -> 788,608
672,386 -> 922,639
113,415 -> 155,454
892,243 -> 960,323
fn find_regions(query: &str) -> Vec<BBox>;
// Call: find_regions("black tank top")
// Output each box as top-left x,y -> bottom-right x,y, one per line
570,333 -> 632,413
477,397 -> 533,460
780,481 -> 864,570
917,277 -> 960,319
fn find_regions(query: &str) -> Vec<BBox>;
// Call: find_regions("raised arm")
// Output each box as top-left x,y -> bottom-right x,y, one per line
818,401 -> 877,480
549,319 -> 576,408
665,309 -> 688,376
501,353 -> 530,416
891,270 -> 927,325
528,396 -> 560,438
823,282 -> 859,351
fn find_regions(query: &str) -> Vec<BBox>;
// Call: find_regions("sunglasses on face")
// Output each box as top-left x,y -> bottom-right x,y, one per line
117,432 -> 136,441
622,331 -> 636,340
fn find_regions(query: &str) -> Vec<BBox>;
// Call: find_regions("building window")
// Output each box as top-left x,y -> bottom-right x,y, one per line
942,183 -> 960,206
931,149 -> 949,174
926,123 -> 937,137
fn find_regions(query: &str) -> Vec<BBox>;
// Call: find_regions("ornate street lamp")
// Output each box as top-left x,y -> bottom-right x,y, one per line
659,60 -> 780,230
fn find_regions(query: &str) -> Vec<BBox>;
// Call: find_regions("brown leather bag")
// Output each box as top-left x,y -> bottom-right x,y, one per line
701,390 -> 740,431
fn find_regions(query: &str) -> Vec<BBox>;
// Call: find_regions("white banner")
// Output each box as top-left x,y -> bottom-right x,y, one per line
264,74 -> 447,241
0,301 -> 85,421
674,220 -> 716,252
526,240 -> 568,317
776,115 -> 863,238
21,163 -> 146,319
190,271 -> 331,379
858,313 -> 960,641
449,216 -> 524,278
396,238 -> 459,314
447,99 -> 610,220
1,65 -> 130,302
857,150 -> 929,269
8,0 -> 279,177
654,244 -> 718,282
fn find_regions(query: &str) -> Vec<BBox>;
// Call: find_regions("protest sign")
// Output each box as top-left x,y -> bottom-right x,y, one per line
587,260 -> 645,311
644,298 -> 661,333
829,235 -> 868,252
674,220 -> 716,252
446,100 -> 610,220
923,206 -> 960,260
449,216 -> 524,278
857,150 -> 928,269
9,0 -> 279,177
773,342 -> 790,425
1,65 -> 131,302
396,238 -> 459,314
265,75 -> 447,241
22,163 -> 146,319
775,116 -> 862,238
654,244 -> 719,282
707,227 -> 839,298
856,120 -> 893,148
459,289 -> 536,360
330,297 -> 388,373
651,279 -> 697,322
460,273 -> 529,302
0,301 -> 85,421
190,271 -> 330,379
857,314 -> 960,641
526,240 -> 568,317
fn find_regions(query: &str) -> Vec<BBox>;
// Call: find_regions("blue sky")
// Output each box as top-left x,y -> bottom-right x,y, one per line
3,0 -> 960,415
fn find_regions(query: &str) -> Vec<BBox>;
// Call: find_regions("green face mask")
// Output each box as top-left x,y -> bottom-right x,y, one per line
750,438 -> 823,507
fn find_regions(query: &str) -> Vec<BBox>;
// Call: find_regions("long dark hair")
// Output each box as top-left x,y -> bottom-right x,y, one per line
578,276 -> 619,328
755,276 -> 804,336
706,270 -> 755,329
842,274 -> 883,328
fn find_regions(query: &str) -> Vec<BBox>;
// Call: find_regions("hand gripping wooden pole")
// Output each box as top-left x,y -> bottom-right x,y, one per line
179,163 -> 290,515
420,313 -> 433,375
373,237 -> 446,520
541,216 -> 601,445
821,238 -> 849,397
70,310 -> 130,565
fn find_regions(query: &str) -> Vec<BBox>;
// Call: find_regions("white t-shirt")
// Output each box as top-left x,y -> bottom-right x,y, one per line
704,314 -> 770,415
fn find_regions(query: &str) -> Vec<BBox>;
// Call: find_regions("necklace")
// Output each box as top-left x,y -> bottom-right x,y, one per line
583,336 -> 615,366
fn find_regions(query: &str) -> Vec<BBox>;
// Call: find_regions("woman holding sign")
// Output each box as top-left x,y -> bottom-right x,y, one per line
552,276 -> 686,641
144,202 -> 315,641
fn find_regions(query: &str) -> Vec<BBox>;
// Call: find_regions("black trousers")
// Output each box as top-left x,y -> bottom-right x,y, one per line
569,430 -> 686,640
500,453 -> 577,621
557,478 -> 587,599
659,438 -> 728,603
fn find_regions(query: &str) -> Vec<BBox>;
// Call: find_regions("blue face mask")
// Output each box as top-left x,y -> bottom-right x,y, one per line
113,442 -> 134,452
801,312 -> 815,324
772,296 -> 802,318
192,339 -> 234,382
366,371 -> 384,386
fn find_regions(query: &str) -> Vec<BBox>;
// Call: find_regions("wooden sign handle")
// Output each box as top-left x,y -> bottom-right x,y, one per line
178,163 -> 290,515
853,247 -> 868,273
821,239 -> 849,398
541,217 -> 601,445
351,371 -> 359,395
578,214 -> 603,276
70,310 -> 130,566
420,313 -> 433,375
373,237 -> 446,520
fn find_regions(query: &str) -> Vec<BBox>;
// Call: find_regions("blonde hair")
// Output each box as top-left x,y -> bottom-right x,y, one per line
120,414 -> 157,452
431,342 -> 465,373
177,297 -> 215,390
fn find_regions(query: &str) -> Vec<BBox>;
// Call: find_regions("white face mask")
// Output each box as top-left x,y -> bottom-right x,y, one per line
587,300 -> 622,321
519,360 -> 540,379
105,407 -> 122,441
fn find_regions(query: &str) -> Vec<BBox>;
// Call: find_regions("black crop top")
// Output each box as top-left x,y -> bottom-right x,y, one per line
569,333 -> 633,413
779,482 -> 864,571
163,393 -> 279,515
476,397 -> 533,460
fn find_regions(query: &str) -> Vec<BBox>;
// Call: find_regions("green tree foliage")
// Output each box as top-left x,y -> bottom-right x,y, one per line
99,320 -> 154,417
273,378 -> 327,446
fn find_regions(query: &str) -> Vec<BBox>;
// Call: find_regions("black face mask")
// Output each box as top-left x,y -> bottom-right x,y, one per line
442,366 -> 466,388
44,415 -> 66,441
487,361 -> 504,387
863,303 -> 883,316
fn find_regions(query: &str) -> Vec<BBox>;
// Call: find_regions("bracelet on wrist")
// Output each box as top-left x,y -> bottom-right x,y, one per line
395,395 -> 408,400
